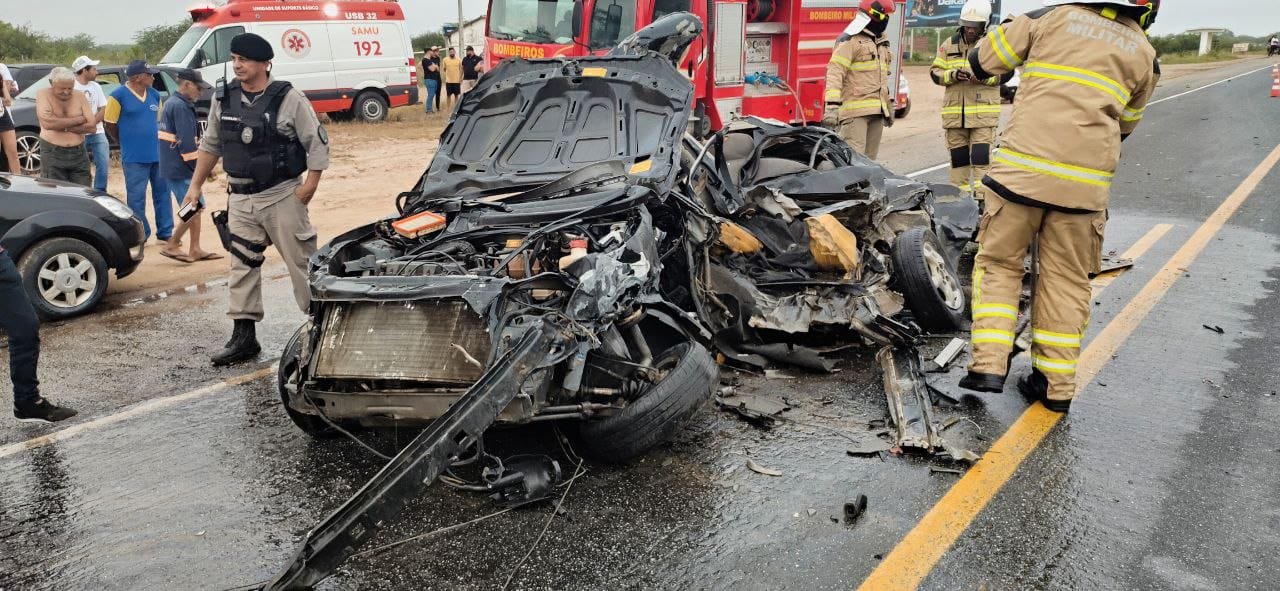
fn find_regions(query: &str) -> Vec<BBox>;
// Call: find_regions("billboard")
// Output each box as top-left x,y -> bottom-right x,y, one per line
905,0 -> 1002,28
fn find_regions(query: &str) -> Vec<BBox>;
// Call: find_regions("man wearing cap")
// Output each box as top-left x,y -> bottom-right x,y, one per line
422,46 -> 441,113
35,67 -> 95,185
106,60 -> 171,242
182,33 -> 330,366
73,56 -> 110,191
159,69 -> 221,264
461,46 -> 484,94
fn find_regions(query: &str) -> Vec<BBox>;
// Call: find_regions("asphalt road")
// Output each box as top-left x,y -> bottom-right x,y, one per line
2,58 -> 1279,590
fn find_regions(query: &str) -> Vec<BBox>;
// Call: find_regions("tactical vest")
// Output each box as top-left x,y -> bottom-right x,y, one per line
219,80 -> 308,194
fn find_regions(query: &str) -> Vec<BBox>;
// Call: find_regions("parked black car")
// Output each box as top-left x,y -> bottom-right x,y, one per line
6,64 -> 56,93
0,173 -> 145,319
0,65 -> 212,174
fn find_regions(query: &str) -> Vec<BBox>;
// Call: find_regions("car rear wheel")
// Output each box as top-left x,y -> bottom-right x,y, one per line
16,131 -> 41,174
352,91 -> 389,122
578,341 -> 717,462
17,237 -> 109,320
279,326 -> 342,439
892,227 -> 967,332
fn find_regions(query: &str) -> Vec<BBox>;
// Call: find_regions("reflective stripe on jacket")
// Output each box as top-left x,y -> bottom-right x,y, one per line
930,32 -> 1002,129
825,32 -> 893,121
970,5 -> 1158,212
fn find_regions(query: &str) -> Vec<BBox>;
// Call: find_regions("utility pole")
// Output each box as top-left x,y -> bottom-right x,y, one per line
458,0 -> 465,54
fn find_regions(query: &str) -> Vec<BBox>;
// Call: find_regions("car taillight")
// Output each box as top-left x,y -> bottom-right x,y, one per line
408,58 -> 418,84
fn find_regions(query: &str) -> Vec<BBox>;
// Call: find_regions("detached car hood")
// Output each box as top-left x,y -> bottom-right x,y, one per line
416,55 -> 694,202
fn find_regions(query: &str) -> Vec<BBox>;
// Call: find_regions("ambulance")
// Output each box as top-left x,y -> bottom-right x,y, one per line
159,0 -> 418,122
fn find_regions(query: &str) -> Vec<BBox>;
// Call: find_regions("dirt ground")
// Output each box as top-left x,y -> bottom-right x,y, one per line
103,60 -> 1242,302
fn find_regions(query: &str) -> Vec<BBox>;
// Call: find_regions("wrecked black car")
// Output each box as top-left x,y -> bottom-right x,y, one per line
258,13 -> 977,589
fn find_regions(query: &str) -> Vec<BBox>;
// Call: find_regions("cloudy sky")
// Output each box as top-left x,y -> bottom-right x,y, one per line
3,0 -> 1277,45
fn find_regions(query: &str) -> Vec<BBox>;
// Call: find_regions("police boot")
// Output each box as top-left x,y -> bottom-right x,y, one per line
212,319 -> 262,367
1017,369 -> 1071,413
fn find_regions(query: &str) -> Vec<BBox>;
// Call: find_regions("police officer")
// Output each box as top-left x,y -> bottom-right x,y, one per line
958,1 -> 1160,412
182,33 -> 330,366
930,0 -> 1008,196
823,0 -> 895,159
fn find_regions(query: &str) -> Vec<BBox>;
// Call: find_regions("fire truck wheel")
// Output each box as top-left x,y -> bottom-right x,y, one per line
353,91 -> 389,122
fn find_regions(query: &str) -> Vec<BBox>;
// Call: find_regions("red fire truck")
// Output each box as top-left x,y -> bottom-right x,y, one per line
483,0 -> 906,131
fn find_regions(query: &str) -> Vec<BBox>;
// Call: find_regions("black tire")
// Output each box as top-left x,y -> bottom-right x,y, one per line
16,130 -> 41,174
894,98 -> 911,119
892,227 -> 967,332
17,237 -> 109,320
352,91 -> 389,122
279,326 -> 341,438
578,341 -> 717,462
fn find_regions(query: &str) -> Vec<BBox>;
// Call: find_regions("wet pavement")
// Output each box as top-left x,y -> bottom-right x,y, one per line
3,59 -> 1280,590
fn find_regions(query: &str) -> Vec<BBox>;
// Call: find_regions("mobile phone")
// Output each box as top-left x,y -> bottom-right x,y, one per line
178,199 -> 203,222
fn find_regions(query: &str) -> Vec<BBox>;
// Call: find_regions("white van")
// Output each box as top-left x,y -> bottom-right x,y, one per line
159,0 -> 418,122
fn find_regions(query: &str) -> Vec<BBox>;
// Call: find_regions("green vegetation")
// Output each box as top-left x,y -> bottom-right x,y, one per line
411,32 -> 448,52
0,19 -> 191,65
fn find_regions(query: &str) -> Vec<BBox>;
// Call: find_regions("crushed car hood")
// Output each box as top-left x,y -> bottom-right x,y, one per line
414,55 -> 694,203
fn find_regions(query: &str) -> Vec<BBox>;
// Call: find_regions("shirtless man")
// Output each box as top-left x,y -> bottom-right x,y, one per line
35,67 -> 95,186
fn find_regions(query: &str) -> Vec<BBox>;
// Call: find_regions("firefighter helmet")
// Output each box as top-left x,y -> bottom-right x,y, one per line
1044,0 -> 1160,30
859,0 -> 895,21
959,0 -> 992,28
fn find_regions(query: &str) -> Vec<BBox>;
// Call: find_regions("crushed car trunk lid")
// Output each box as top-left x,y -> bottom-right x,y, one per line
415,55 -> 695,202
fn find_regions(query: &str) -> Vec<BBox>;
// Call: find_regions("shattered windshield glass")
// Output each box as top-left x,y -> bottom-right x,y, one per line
488,0 -> 576,44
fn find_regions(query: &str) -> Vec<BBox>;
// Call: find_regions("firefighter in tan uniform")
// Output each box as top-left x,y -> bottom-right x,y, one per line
182,33 -> 330,366
958,0 -> 1160,412
823,0 -> 895,159
930,0 -> 1009,196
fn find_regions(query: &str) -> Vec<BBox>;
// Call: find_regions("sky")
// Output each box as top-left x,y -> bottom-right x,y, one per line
2,0 -> 1276,45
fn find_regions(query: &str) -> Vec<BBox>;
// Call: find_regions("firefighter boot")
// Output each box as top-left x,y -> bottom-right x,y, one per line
212,319 -> 262,366
1017,369 -> 1070,413
960,371 -> 1006,393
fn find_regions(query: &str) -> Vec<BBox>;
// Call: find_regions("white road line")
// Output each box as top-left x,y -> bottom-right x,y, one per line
903,61 -> 1275,179
1148,63 -> 1277,106
0,365 -> 275,460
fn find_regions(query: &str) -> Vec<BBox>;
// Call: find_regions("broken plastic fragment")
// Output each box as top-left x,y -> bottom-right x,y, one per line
746,459 -> 783,477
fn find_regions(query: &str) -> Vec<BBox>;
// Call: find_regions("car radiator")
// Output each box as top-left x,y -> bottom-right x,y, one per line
313,300 -> 491,384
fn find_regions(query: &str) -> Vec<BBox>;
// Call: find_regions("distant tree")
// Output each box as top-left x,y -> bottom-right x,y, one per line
0,21 -> 52,61
133,19 -> 192,61
411,32 -> 448,52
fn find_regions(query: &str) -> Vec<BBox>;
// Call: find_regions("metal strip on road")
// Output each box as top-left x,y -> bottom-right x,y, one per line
904,62 -> 1276,179
858,144 -> 1280,591
0,365 -> 276,460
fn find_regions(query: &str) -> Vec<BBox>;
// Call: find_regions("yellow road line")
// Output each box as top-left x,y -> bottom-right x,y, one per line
0,365 -> 275,460
859,144 -> 1280,591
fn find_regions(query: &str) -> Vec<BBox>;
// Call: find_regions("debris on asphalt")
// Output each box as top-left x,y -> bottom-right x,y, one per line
843,494 -> 868,524
746,459 -> 784,477
1202,324 -> 1225,334
926,337 -> 968,372
716,393 -> 791,429
877,346 -> 981,463
929,466 -> 965,476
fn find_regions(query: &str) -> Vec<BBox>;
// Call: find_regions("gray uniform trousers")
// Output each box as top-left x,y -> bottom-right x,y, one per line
226,190 -> 317,321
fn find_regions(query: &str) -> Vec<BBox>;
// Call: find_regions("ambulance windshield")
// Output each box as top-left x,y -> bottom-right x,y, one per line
161,25 -> 208,65
488,0 -> 576,44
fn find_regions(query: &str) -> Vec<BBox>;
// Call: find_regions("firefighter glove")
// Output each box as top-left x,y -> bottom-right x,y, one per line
822,103 -> 840,128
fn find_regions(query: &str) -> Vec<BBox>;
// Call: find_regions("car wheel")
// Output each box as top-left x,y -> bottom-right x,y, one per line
894,98 -> 911,119
353,91 -> 389,122
891,227 -> 967,332
16,131 -> 41,174
279,326 -> 342,439
17,237 -> 109,320
578,341 -> 717,462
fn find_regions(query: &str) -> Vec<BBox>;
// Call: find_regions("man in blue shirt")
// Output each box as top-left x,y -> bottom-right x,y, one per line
158,69 -> 221,263
105,60 -> 171,242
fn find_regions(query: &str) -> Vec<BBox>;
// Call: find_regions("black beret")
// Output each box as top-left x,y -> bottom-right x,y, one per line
229,33 -> 273,61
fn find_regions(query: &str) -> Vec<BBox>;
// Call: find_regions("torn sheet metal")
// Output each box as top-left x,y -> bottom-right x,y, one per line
877,346 -> 979,462
716,393 -> 790,428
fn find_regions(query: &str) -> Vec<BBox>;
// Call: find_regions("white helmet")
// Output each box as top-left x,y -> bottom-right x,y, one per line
960,0 -> 992,27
